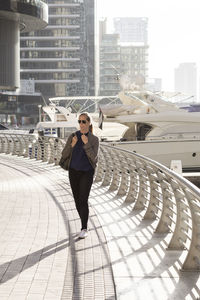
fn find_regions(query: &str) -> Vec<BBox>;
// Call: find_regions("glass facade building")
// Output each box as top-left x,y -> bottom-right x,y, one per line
99,19 -> 148,96
120,45 -> 148,90
20,0 -> 95,100
114,17 -> 148,45
174,63 -> 197,102
99,34 -> 121,96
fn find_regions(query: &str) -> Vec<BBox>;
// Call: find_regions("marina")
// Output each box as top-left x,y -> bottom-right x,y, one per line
33,90 -> 200,172
0,1 -> 200,298
1,134 -> 200,299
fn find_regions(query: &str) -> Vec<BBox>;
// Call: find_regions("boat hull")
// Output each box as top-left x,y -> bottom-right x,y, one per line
109,139 -> 200,172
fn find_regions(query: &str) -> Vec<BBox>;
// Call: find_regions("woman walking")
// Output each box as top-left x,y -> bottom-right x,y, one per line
60,113 -> 99,238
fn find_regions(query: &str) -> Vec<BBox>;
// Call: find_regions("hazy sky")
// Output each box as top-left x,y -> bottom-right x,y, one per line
97,0 -> 200,91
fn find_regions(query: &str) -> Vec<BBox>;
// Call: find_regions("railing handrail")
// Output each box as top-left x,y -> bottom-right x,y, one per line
1,133 -> 200,271
101,142 -> 200,198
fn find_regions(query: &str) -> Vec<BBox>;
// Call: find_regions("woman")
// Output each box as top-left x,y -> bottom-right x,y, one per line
61,113 -> 99,238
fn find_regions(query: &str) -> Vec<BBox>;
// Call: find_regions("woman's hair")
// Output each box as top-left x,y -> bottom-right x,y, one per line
79,113 -> 93,133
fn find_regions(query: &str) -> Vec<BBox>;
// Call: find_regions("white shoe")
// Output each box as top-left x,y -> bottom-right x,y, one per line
79,229 -> 88,239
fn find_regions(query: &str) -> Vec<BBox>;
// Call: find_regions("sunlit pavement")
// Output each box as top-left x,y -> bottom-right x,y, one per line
0,154 -> 115,300
0,154 -> 200,300
90,184 -> 200,300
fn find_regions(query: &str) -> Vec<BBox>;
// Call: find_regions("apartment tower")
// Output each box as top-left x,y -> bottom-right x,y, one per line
20,0 -> 95,100
174,63 -> 197,101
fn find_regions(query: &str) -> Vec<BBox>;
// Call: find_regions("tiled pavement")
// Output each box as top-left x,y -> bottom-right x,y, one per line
0,154 -> 116,300
0,154 -> 200,300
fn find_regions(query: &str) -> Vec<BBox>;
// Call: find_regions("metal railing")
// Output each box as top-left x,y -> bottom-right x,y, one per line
1,133 -> 200,271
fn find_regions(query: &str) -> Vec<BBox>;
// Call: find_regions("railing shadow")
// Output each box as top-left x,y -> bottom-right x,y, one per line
90,182 -> 200,299
0,239 -> 69,284
0,154 -> 117,299
1,134 -> 200,299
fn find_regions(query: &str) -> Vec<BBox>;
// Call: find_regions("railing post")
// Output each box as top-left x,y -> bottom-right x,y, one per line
100,147 -> 113,187
182,189 -> 200,270
1,135 -> 200,271
133,163 -> 150,210
94,150 -> 105,183
124,154 -> 139,203
143,177 -> 161,220
53,138 -> 60,165
5,135 -> 10,154
154,172 -> 175,234
108,149 -> 121,192
167,180 -> 189,250
116,152 -> 129,197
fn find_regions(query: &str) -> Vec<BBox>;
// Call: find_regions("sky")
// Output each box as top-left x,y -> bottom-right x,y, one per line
97,0 -> 200,92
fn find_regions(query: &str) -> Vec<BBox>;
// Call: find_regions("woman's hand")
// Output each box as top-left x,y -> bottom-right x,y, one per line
71,135 -> 78,147
81,134 -> 88,144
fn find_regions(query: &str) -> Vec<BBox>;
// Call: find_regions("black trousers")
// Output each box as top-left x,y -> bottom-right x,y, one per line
69,168 -> 94,230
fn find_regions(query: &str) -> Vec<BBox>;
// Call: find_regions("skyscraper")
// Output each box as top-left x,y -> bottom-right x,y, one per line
120,45 -> 148,90
99,18 -> 149,95
114,17 -> 148,90
113,17 -> 148,45
99,28 -> 121,96
20,0 -> 95,101
174,63 -> 197,101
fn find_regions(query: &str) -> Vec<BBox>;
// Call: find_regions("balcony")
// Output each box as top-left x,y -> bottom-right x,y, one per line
0,0 -> 48,32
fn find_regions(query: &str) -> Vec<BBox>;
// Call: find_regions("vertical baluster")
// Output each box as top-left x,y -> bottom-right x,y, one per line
17,135 -> 24,156
182,189 -> 200,270
143,166 -> 161,220
167,179 -> 190,249
154,172 -> 175,234
94,149 -> 105,183
124,154 -> 139,203
133,161 -> 150,210
117,154 -> 129,197
9,135 -> 14,154
100,147 -> 113,187
108,149 -> 121,192
0,136 -> 3,153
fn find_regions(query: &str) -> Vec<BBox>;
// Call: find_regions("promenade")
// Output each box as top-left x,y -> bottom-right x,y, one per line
0,153 -> 200,300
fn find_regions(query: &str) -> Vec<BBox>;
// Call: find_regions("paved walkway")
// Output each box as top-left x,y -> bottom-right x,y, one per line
0,154 -> 200,300
0,154 -> 115,300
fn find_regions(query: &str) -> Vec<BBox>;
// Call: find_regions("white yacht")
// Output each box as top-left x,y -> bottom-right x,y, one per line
102,91 -> 200,171
36,104 -> 128,141
36,91 -> 200,171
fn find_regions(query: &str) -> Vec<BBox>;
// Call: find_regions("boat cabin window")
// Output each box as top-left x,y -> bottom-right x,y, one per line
136,123 -> 152,140
42,127 -> 77,139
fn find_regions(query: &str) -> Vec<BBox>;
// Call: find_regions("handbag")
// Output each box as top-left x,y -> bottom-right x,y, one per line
59,156 -> 70,170
59,132 -> 75,170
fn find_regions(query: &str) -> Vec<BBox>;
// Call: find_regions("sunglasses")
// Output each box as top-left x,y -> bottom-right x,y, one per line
78,120 -> 87,124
